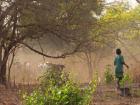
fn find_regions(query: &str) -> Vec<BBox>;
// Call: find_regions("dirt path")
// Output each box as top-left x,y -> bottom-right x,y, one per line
0,84 -> 139,105
93,92 -> 140,105
92,85 -> 140,105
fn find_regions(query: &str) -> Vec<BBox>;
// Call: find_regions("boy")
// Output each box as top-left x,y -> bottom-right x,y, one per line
114,48 -> 129,90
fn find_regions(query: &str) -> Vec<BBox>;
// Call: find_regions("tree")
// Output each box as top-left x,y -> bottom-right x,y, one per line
136,0 -> 140,4
0,0 -> 104,84
96,3 -> 140,62
98,3 -> 140,39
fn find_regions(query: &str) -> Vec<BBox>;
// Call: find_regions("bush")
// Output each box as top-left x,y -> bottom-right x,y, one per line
104,65 -> 114,84
39,65 -> 69,89
120,74 -> 132,88
22,66 -> 96,105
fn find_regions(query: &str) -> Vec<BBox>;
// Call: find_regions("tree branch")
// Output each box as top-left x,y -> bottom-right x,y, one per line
0,2 -> 15,22
37,39 -> 45,62
136,0 -> 140,4
17,24 -> 79,42
21,42 -> 82,59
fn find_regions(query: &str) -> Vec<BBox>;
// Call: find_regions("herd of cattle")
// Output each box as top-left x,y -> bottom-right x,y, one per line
10,61 -> 65,84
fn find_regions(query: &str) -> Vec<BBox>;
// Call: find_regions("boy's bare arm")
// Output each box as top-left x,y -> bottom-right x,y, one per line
123,62 -> 129,69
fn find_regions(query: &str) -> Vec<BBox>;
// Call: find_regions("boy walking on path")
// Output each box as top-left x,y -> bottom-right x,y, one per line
114,48 -> 129,90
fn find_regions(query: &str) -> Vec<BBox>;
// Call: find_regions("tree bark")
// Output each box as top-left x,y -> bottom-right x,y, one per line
0,46 -> 3,84
0,63 -> 7,85
85,52 -> 93,81
0,49 -> 9,85
8,51 -> 15,83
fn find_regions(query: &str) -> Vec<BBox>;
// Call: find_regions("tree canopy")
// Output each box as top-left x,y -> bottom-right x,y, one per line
1,0 -> 104,57
94,3 -> 140,46
0,0 -> 104,84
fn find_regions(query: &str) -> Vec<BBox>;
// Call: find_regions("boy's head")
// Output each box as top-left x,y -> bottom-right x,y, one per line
116,48 -> 121,55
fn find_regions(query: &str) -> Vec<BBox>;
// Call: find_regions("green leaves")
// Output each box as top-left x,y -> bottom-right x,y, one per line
23,80 -> 96,105
23,67 -> 96,105
97,4 -> 140,40
104,65 -> 114,84
120,74 -> 133,88
23,91 -> 45,105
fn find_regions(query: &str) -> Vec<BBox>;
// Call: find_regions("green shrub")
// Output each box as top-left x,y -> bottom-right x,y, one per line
39,65 -> 69,89
22,67 -> 96,105
104,65 -> 114,84
120,74 -> 132,88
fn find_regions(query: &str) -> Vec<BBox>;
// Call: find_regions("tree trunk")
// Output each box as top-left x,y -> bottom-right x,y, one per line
85,52 -> 93,81
8,51 -> 15,83
0,64 -> 7,85
0,49 -> 9,85
0,46 -> 3,84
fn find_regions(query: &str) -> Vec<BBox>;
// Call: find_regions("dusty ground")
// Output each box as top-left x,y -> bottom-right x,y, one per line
0,88 -> 21,105
0,84 -> 37,105
93,92 -> 140,105
93,84 -> 140,105
0,84 -> 139,105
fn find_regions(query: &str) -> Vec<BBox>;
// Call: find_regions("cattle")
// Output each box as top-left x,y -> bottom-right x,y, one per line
37,62 -> 65,71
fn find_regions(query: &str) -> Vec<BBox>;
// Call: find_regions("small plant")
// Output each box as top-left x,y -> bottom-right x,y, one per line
22,67 -> 97,105
104,65 -> 114,84
120,73 -> 132,88
39,65 -> 69,89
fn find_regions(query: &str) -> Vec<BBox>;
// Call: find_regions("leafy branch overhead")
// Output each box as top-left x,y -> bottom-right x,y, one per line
0,0 -> 104,84
0,0 -> 104,58
96,4 -> 140,40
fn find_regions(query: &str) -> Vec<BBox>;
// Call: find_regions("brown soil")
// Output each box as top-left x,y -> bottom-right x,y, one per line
0,86 -> 21,105
92,84 -> 140,105
0,84 -> 139,105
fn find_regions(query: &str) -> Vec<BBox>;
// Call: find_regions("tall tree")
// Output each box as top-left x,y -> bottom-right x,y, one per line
96,4 -> 140,62
0,0 -> 104,84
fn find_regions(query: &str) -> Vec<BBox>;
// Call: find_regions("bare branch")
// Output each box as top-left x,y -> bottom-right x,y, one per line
17,24 -> 79,42
136,0 -> 140,4
21,42 -> 82,59
37,39 -> 45,62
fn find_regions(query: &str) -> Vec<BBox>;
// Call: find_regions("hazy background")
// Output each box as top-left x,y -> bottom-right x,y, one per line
9,38 -> 140,84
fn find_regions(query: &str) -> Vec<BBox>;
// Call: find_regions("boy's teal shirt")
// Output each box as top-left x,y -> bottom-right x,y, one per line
114,55 -> 124,78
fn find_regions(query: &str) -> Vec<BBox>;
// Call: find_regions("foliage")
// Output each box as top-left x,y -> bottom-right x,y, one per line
89,3 -> 140,57
23,81 -> 96,105
120,73 -> 133,88
0,0 -> 104,84
104,65 -> 114,84
22,67 -> 97,105
97,4 -> 140,40
0,0 -> 104,54
39,64 -> 69,89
